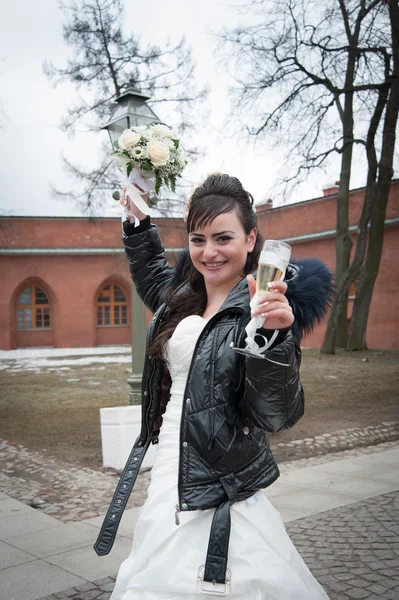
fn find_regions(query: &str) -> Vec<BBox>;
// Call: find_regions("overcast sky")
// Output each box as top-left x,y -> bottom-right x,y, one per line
0,0 -> 357,218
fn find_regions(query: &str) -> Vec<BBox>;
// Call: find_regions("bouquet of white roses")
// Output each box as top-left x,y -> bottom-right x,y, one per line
111,123 -> 187,216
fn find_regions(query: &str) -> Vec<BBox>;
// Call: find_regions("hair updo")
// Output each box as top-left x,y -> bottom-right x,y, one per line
149,173 -> 263,358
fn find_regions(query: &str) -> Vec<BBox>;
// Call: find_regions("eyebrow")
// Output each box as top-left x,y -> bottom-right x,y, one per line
189,230 -> 235,237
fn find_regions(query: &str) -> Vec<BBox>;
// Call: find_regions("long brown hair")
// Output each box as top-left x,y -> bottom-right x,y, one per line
149,173 -> 263,357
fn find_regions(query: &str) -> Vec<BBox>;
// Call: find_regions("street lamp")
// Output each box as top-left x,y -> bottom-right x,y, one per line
102,84 -> 160,145
102,85 -> 161,406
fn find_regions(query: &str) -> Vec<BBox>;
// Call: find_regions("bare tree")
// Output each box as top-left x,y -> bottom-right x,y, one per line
44,0 -> 207,216
219,0 -> 397,352
347,0 -> 399,350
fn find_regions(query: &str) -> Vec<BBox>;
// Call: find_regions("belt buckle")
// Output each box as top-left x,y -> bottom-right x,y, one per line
197,566 -> 231,596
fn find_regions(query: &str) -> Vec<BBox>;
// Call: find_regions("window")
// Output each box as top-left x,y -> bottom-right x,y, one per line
17,285 -> 51,330
97,284 -> 128,326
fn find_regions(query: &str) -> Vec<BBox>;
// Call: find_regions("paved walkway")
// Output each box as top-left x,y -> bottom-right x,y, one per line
0,442 -> 398,600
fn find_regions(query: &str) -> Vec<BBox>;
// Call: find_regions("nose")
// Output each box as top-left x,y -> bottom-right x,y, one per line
202,240 -> 218,261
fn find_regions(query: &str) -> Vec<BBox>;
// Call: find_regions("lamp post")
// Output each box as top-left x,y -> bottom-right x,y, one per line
102,85 -> 161,405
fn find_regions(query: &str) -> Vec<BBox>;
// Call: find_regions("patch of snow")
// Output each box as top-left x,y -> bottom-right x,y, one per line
0,354 -> 132,371
0,345 -> 131,361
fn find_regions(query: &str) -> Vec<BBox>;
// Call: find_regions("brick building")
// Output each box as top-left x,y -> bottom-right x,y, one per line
0,180 -> 398,350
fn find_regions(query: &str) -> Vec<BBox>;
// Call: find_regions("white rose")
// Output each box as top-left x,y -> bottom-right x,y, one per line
118,130 -> 141,150
151,124 -> 174,139
147,141 -> 170,167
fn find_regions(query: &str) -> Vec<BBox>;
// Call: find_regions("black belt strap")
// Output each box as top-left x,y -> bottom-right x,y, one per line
93,439 -> 151,556
203,473 -> 238,584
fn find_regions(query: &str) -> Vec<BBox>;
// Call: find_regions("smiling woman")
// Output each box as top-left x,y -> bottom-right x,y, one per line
95,173 -> 331,600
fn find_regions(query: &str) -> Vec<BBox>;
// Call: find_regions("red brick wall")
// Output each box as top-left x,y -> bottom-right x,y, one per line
256,181 -> 399,240
0,180 -> 398,350
0,217 -> 187,250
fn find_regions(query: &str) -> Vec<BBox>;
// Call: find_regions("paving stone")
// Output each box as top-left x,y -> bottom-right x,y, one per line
383,589 -> 399,600
74,583 -> 96,593
345,589 -> 370,599
80,591 -> 102,599
54,591 -> 79,598
335,573 -> 356,581
98,582 -> 114,592
366,583 -> 389,595
348,578 -> 371,588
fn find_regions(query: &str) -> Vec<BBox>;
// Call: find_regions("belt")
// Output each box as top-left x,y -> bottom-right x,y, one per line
93,439 -> 151,556
197,472 -> 237,595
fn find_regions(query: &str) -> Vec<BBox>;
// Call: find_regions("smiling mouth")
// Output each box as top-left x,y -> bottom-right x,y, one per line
203,261 -> 227,269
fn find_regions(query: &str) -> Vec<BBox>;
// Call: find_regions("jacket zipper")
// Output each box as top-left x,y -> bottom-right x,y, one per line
176,306 -> 245,523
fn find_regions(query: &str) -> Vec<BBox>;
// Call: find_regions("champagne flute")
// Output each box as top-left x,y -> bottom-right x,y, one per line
256,240 -> 292,296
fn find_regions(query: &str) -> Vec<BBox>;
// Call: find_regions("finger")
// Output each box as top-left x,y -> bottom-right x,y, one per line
247,274 -> 257,301
252,301 -> 291,317
268,280 -> 288,294
261,308 -> 295,328
120,187 -> 128,207
256,291 -> 289,305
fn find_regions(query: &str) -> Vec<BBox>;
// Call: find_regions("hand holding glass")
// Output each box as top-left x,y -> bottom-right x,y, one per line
256,240 -> 292,296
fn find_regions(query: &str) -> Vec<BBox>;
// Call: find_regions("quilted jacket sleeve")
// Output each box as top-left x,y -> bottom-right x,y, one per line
123,221 -> 175,314
240,331 -> 304,433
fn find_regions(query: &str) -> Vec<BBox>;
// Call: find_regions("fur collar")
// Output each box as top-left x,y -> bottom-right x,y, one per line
170,250 -> 333,341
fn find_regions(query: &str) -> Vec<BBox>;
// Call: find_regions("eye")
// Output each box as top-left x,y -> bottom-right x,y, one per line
217,236 -> 232,243
189,237 -> 204,244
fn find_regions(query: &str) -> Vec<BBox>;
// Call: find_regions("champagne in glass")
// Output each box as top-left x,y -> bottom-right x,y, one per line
256,240 -> 292,295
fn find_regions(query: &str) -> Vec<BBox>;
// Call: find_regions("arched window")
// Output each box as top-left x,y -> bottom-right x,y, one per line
97,283 -> 128,326
17,285 -> 51,330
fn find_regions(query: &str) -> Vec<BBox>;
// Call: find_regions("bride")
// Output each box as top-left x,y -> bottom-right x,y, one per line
94,173 -> 331,599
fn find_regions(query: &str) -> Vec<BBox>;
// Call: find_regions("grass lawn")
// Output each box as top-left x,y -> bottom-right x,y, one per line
0,349 -> 398,469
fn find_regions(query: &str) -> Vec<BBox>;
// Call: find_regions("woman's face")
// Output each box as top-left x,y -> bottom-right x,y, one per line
188,210 -> 257,291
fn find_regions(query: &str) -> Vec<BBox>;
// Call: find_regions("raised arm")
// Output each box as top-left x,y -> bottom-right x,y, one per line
120,187 -> 176,314
123,218 -> 176,315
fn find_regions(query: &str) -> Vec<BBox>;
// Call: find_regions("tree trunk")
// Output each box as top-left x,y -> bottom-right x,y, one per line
347,182 -> 391,350
347,0 -> 399,351
321,36 -> 359,354
321,127 -> 353,354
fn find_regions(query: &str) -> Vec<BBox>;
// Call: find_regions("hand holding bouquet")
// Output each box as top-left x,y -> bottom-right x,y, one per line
111,123 -> 187,218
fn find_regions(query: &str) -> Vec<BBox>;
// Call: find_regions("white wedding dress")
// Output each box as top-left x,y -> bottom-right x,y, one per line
110,315 -> 330,600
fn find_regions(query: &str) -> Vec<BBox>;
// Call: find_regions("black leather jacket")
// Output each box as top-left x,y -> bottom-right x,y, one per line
94,220 -> 331,586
